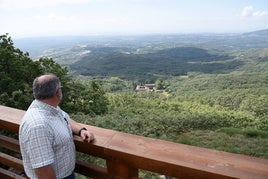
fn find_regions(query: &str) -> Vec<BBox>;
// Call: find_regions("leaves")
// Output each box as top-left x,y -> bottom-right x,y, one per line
0,34 -> 44,109
0,34 -> 109,115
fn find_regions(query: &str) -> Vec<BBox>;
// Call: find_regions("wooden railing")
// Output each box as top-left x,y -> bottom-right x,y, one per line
1,105 -> 268,179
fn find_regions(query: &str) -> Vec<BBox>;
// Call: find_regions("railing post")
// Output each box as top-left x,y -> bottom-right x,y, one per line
106,159 -> 138,179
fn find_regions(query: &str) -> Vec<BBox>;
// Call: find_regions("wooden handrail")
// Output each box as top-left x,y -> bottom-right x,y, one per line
1,105 -> 268,179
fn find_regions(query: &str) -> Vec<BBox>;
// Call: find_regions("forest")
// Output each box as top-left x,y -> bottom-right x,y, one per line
1,30 -> 268,166
70,46 -> 236,80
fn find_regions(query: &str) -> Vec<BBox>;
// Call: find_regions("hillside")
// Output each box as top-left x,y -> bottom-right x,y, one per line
70,47 -> 240,80
12,29 -> 268,81
3,32 -> 268,161
243,29 -> 268,36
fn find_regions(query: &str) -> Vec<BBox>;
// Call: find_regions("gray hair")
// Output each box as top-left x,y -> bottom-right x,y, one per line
33,74 -> 61,99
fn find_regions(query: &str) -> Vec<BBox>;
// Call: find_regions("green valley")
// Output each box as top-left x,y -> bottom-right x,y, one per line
2,29 -> 268,161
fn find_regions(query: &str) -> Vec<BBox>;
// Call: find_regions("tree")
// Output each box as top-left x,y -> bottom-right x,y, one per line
59,80 -> 109,115
0,34 -> 109,115
0,34 -> 44,109
155,79 -> 166,90
87,80 -> 109,115
39,57 -> 68,79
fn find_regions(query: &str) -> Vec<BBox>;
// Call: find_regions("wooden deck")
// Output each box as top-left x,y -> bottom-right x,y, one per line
1,105 -> 268,178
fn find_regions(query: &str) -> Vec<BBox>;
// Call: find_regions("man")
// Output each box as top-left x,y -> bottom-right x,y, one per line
19,74 -> 94,179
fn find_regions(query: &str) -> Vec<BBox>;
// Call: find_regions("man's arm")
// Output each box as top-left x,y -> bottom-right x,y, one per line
70,119 -> 95,142
34,165 -> 56,179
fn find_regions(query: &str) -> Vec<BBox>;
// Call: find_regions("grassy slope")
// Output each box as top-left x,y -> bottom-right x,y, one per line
69,34 -> 268,159
177,130 -> 268,159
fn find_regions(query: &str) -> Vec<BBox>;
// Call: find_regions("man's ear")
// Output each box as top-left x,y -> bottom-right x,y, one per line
56,88 -> 61,97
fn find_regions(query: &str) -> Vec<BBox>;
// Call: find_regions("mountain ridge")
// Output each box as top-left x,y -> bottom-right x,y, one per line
243,29 -> 268,36
70,46 -> 240,81
10,29 -> 268,81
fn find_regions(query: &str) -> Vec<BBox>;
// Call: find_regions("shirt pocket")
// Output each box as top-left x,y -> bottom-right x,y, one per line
52,121 -> 73,151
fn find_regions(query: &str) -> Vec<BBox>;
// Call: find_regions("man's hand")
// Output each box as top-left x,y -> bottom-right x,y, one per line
70,119 -> 95,142
80,129 -> 95,143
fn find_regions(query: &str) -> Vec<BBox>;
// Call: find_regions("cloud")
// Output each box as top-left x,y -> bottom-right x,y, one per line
242,6 -> 254,17
242,6 -> 268,18
253,11 -> 268,17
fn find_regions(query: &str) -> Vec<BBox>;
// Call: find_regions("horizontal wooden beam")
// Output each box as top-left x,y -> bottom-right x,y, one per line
0,106 -> 24,133
0,135 -> 20,153
0,152 -> 24,171
75,159 -> 110,179
0,168 -> 26,179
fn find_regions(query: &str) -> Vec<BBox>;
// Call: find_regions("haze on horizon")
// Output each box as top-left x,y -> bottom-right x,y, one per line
1,0 -> 268,38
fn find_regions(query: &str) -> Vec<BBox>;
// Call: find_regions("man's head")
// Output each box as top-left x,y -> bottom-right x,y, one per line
33,74 -> 62,101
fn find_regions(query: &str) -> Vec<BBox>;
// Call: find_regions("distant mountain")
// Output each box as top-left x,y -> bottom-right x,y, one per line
13,36 -> 105,59
10,29 -> 268,81
13,29 -> 268,59
243,29 -> 268,36
70,47 -> 240,81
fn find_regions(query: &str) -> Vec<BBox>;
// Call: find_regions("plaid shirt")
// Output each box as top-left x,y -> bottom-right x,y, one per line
19,100 -> 76,179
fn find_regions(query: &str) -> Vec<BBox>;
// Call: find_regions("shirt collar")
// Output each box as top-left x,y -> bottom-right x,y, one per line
33,99 -> 61,116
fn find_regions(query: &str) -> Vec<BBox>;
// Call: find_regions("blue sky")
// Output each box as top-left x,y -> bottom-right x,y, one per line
1,0 -> 268,38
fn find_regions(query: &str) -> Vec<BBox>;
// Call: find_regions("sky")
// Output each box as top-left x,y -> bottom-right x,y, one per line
1,0 -> 268,38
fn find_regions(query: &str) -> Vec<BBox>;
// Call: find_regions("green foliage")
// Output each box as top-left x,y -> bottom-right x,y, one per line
74,90 -> 266,137
103,77 -> 135,92
240,94 -> 268,117
242,128 -> 268,138
72,68 -> 267,159
70,47 -> 238,81
62,80 -> 109,115
217,127 -> 242,136
2,33 -> 268,160
39,57 -> 69,78
0,34 -> 44,109
155,78 -> 166,90
0,34 -> 109,115
217,127 -> 268,138
176,130 -> 268,158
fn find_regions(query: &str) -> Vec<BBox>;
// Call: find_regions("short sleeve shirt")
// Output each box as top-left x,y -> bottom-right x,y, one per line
19,100 -> 76,179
